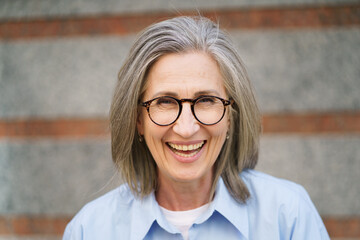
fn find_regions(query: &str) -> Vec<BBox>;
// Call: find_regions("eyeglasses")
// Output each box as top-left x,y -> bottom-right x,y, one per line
141,95 -> 233,126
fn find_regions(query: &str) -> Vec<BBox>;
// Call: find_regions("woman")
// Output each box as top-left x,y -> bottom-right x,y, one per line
63,16 -> 329,239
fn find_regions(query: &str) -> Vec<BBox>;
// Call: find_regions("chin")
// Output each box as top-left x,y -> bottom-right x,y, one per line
170,168 -> 211,183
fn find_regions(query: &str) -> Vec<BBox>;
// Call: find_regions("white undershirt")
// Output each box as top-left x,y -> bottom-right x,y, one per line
160,203 -> 210,240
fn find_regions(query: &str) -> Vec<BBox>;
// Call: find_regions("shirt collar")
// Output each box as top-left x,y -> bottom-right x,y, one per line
194,177 -> 249,239
129,190 -> 179,239
129,176 -> 250,239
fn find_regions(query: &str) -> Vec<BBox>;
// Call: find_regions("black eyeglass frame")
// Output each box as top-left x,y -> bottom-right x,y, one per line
141,95 -> 233,126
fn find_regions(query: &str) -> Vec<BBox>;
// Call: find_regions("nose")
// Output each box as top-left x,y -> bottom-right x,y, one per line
172,103 -> 200,138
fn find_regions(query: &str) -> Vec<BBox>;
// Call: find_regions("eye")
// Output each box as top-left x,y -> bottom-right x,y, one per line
154,97 -> 177,106
197,96 -> 216,104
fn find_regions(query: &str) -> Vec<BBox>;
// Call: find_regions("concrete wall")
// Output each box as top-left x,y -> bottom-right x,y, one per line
0,0 -> 359,239
1,0 -> 359,18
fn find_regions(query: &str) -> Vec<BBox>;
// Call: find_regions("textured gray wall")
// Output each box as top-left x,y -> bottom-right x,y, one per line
257,136 -> 360,216
0,139 -> 117,215
1,0 -> 359,18
1,28 -> 359,118
0,36 -> 134,118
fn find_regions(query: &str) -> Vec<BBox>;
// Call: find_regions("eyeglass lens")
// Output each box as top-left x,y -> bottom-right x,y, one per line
148,96 -> 225,125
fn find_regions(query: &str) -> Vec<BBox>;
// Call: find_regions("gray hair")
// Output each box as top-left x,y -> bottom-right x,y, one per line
110,16 -> 261,203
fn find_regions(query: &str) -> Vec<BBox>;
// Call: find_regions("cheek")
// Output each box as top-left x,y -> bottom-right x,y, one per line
142,119 -> 169,156
214,117 -> 229,136
207,123 -> 228,152
208,119 -> 229,152
142,117 -> 164,139
142,125 -> 171,170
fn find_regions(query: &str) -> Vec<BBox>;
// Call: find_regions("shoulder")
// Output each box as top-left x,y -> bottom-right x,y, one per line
242,169 -> 309,199
241,170 -> 329,239
241,169 -> 315,214
75,184 -> 134,219
63,184 -> 135,239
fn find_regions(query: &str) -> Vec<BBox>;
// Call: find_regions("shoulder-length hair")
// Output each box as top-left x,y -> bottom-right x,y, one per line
110,16 -> 261,203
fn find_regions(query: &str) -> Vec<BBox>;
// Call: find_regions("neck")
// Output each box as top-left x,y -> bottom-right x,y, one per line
155,173 -> 213,211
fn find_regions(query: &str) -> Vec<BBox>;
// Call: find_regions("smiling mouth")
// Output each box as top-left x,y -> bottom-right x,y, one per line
167,141 -> 206,158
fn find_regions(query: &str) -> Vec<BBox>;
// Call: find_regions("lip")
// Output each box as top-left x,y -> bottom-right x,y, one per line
166,140 -> 206,163
167,140 -> 205,145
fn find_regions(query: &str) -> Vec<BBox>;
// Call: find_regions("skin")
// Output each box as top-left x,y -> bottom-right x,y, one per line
137,51 -> 229,211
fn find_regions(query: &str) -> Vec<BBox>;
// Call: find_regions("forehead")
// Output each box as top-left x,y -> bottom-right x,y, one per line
144,52 -> 226,99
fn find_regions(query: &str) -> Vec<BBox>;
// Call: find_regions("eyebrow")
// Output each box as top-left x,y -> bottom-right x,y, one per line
151,90 -> 221,99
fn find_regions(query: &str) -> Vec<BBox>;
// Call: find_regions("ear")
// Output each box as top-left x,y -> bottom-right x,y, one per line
137,109 -> 144,135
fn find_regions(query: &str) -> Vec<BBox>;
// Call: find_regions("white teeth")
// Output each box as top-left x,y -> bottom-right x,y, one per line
176,151 -> 198,158
168,141 -> 205,151
167,141 -> 205,158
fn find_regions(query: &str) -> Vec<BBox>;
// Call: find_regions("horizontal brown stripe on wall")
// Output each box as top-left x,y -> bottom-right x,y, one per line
0,216 -> 359,237
0,216 -> 70,235
0,4 -> 359,40
323,217 -> 360,238
0,118 -> 110,139
262,112 -> 360,134
0,112 -> 359,139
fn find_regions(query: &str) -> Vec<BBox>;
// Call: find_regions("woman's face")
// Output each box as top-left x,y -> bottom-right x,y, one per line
137,52 -> 229,186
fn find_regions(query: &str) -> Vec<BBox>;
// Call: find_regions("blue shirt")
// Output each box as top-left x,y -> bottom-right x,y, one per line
63,170 -> 330,239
